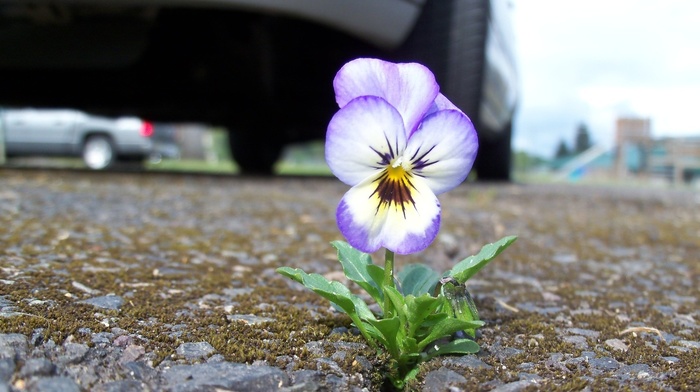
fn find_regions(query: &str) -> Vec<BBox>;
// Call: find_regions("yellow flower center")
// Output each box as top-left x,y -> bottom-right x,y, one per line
372,159 -> 417,217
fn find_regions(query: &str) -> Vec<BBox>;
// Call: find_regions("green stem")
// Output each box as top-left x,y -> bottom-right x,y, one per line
382,248 -> 395,317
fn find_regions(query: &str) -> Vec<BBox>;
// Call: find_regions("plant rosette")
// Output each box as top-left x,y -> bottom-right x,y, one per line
277,58 -> 517,389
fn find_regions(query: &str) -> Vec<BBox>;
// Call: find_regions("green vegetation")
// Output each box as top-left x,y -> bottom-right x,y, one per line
279,237 -> 517,388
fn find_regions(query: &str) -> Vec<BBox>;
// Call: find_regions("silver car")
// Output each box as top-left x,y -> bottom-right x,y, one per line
1,108 -> 154,169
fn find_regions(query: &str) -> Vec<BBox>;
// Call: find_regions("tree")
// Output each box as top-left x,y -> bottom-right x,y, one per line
574,123 -> 592,154
554,139 -> 571,159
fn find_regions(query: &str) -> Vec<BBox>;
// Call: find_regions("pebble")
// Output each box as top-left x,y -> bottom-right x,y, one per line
614,364 -> 653,381
677,340 -> 700,349
0,334 -> 28,359
27,377 -> 81,392
60,343 -> 89,365
79,295 -> 124,310
518,372 -> 542,382
491,379 -> 541,392
562,335 -> 589,349
0,359 -> 15,382
662,356 -> 680,364
93,380 -> 148,392
226,314 -> 276,325
92,332 -> 115,345
119,345 -> 146,364
490,342 -> 524,361
161,362 -> 288,392
605,338 -> 629,352
442,355 -> 493,370
589,357 -> 621,372
565,328 -> 600,338
304,341 -> 325,356
18,358 -> 56,378
422,367 -> 467,392
175,342 -> 216,361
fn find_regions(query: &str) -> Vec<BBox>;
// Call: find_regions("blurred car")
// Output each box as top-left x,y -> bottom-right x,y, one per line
1,108 -> 154,169
0,0 -> 518,179
150,124 -> 181,162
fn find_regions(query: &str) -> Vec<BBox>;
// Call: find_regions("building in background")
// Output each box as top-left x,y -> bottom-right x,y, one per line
552,117 -> 700,185
615,117 -> 652,178
614,117 -> 700,184
648,136 -> 700,184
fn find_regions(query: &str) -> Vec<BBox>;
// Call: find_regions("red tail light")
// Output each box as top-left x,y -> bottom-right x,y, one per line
140,121 -> 154,138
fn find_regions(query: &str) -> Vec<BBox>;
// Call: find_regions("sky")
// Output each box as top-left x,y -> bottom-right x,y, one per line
511,0 -> 700,158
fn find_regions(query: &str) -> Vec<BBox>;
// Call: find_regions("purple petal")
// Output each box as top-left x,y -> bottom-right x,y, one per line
425,93 -> 463,119
333,58 -> 439,133
325,96 -> 407,186
404,110 -> 478,195
336,171 -> 441,255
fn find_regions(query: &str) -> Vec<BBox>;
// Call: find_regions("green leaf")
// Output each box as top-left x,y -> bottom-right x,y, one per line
441,339 -> 481,354
332,241 -> 383,303
367,264 -> 386,290
405,294 -> 443,336
366,316 -> 402,355
424,339 -> 480,361
416,317 -> 484,352
277,267 -> 376,322
420,312 -> 449,328
276,266 -> 307,284
398,264 -> 440,296
446,236 -> 517,283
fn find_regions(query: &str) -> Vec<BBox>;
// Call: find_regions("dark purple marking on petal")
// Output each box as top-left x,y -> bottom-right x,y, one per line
386,134 -> 396,160
370,146 -> 392,167
409,144 -> 438,171
369,168 -> 418,218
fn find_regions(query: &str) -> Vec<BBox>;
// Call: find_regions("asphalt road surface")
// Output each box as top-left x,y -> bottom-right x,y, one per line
1,168 -> 698,391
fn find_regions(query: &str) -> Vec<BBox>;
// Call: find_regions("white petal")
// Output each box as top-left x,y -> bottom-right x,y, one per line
325,96 -> 407,186
403,110 -> 478,195
336,170 -> 441,255
333,58 -> 439,133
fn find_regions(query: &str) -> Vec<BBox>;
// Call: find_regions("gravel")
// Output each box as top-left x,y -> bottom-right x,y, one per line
1,169 -> 699,391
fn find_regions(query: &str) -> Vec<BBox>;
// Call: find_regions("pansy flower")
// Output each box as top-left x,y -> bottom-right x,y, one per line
326,58 -> 478,255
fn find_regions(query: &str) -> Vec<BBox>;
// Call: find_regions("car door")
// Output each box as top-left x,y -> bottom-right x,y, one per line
4,109 -> 77,155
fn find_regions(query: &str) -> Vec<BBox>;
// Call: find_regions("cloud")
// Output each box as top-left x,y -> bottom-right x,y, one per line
512,0 -> 700,157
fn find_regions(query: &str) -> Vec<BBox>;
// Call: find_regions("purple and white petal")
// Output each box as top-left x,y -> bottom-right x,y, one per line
325,96 -> 407,186
424,93 -> 463,120
333,58 -> 439,133
336,171 -> 441,255
404,110 -> 478,195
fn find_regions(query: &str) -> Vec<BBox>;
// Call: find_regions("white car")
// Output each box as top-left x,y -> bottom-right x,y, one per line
0,0 -> 518,179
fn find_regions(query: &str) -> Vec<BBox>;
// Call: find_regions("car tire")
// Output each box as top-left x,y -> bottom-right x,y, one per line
82,135 -> 115,170
399,0 -> 487,123
399,0 -> 511,181
474,122 -> 512,181
229,130 -> 283,175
